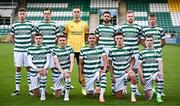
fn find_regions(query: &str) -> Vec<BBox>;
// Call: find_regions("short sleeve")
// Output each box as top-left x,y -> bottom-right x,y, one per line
138,52 -> 143,63
109,49 -> 112,60
79,49 -> 84,59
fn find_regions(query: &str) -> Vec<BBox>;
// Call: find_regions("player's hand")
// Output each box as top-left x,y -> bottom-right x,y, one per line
39,68 -> 47,76
99,69 -> 105,74
125,67 -> 133,73
79,73 -> 85,84
112,76 -> 116,83
6,34 -> 13,42
158,72 -> 164,79
140,78 -> 145,85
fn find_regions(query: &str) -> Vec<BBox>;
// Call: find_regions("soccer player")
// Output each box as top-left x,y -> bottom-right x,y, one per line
52,34 -> 74,101
27,33 -> 50,101
9,8 -> 35,96
138,35 -> 164,103
109,32 -> 138,102
95,11 -> 116,95
64,6 -> 89,95
118,10 -> 142,95
79,33 -> 107,103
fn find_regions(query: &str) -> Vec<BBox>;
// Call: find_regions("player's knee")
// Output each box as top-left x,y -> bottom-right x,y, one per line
16,67 -> 21,72
55,90 -> 62,97
87,90 -> 94,98
33,88 -> 40,97
129,72 -> 136,83
65,73 -> 70,78
115,90 -> 124,99
26,67 -> 30,71
144,90 -> 152,100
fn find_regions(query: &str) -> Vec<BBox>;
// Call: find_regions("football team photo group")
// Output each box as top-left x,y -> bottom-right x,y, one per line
7,6 -> 167,104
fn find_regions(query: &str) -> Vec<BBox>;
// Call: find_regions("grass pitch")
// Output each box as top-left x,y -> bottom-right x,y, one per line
0,43 -> 180,106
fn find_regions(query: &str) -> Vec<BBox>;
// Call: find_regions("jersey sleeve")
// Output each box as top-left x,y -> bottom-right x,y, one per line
34,24 -> 39,33
157,50 -> 162,61
138,26 -> 143,40
70,47 -> 74,56
52,48 -> 57,58
138,52 -> 143,63
109,49 -> 112,60
79,49 -> 84,59
129,48 -> 134,58
31,23 -> 36,35
9,24 -> 15,36
160,28 -> 165,40
95,26 -> 99,37
141,28 -> 146,40
101,47 -> 106,56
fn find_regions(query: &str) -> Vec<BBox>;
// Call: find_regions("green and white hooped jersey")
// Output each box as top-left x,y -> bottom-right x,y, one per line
95,24 -> 116,48
52,45 -> 74,71
27,44 -> 50,72
109,45 -> 133,78
142,26 -> 165,51
10,20 -> 35,52
36,21 -> 61,50
138,48 -> 162,80
119,23 -> 142,54
80,45 -> 106,78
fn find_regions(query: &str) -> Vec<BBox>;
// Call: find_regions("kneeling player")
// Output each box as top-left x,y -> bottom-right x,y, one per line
27,33 -> 50,101
52,35 -> 74,101
138,35 -> 164,103
109,32 -> 138,102
79,33 -> 108,103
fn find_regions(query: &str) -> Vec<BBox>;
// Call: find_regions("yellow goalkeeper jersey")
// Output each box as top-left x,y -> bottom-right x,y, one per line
64,20 -> 88,52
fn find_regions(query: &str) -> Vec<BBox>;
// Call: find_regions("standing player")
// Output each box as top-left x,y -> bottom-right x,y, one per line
138,35 -> 164,103
9,8 -> 35,96
118,10 -> 142,95
27,33 -> 50,101
141,13 -> 166,49
79,33 -> 107,103
141,13 -> 166,96
64,6 -> 89,95
95,11 -> 116,95
52,35 -> 74,101
95,11 -> 116,51
109,32 -> 138,102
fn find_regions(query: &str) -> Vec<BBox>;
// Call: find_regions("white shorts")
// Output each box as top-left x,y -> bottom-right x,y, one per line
101,47 -> 110,66
49,53 -> 55,68
85,71 -> 100,93
144,72 -> 160,91
30,73 -> 40,90
14,52 -> 29,67
52,71 -> 64,90
133,53 -> 139,69
114,73 -> 129,92
30,73 -> 47,90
